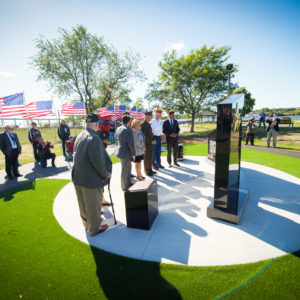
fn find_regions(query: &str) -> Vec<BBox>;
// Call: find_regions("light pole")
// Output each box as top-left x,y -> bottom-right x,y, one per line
226,64 -> 233,96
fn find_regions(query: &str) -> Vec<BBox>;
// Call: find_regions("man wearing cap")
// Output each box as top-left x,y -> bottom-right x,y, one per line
141,111 -> 157,176
151,109 -> 164,170
163,111 -> 180,167
28,122 -> 42,162
114,114 -> 136,191
72,113 -> 112,236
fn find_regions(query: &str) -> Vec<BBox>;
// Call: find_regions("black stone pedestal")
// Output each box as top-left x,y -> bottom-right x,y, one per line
177,143 -> 184,161
125,179 -> 158,230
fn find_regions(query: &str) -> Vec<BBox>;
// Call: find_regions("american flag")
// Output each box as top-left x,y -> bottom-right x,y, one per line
61,101 -> 86,116
98,105 -> 127,120
137,108 -> 145,120
130,106 -> 137,117
98,105 -> 115,118
0,93 -> 27,118
25,100 -> 55,119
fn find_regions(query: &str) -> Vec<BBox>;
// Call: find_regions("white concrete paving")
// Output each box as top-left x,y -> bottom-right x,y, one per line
52,156 -> 300,266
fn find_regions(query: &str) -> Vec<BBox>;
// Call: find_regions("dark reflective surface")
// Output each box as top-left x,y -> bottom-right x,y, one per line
124,179 -> 158,230
214,94 -> 244,215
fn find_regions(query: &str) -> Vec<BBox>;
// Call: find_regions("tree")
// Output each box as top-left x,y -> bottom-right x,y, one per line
146,46 -> 238,132
132,97 -> 144,110
31,25 -> 144,113
97,49 -> 145,108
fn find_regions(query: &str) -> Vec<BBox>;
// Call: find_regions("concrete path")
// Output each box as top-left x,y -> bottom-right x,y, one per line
52,156 -> 300,266
242,144 -> 300,158
0,144 -> 118,193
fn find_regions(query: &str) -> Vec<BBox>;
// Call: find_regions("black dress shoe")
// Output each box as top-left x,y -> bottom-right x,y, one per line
153,166 -> 159,170
146,173 -> 153,176
174,163 -> 180,167
151,170 -> 157,175
169,164 -> 172,168
130,174 -> 136,178
7,176 -> 14,180
14,173 -> 22,177
159,165 -> 165,169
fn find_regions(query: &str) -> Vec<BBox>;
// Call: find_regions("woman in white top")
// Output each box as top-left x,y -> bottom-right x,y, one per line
131,119 -> 146,181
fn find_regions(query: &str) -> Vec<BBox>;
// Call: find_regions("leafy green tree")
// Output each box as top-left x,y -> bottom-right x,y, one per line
132,97 -> 144,110
97,49 -> 144,108
31,25 -> 144,113
146,46 -> 237,132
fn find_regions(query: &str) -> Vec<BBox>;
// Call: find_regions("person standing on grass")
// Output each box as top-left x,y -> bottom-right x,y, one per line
266,113 -> 280,148
72,113 -> 112,236
0,125 -> 22,179
151,109 -> 165,170
245,118 -> 256,145
131,119 -> 146,181
58,120 -> 70,156
141,111 -> 157,176
163,111 -> 180,168
259,111 -> 266,128
28,122 -> 41,162
114,114 -> 136,191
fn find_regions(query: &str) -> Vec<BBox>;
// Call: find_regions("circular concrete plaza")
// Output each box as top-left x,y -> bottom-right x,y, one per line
52,156 -> 300,266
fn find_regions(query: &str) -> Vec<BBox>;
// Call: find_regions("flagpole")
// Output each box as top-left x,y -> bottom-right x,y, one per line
23,90 -> 31,133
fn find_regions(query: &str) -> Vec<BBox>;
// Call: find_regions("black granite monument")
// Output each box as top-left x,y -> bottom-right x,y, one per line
207,94 -> 248,224
125,179 -> 158,230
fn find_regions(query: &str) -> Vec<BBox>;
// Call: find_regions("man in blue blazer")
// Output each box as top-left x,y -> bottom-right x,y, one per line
0,125 -> 22,179
163,111 -> 180,167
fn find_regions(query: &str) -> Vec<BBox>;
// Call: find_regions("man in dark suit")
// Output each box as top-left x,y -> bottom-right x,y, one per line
163,111 -> 180,167
0,125 -> 22,179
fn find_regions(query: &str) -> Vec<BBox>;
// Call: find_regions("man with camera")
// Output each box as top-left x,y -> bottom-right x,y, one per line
28,122 -> 42,162
37,138 -> 56,168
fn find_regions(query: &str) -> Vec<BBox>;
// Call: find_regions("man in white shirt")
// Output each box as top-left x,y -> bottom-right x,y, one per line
0,125 -> 22,179
151,109 -> 165,170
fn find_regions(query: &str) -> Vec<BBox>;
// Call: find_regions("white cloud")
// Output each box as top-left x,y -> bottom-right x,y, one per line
165,41 -> 185,52
0,72 -> 15,78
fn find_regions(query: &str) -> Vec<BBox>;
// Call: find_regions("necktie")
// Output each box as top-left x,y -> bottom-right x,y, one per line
10,134 -> 16,146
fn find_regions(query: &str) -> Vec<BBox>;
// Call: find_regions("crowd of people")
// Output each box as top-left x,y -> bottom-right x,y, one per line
245,113 -> 280,147
71,110 -> 181,236
0,120 -> 75,180
0,110 -> 284,236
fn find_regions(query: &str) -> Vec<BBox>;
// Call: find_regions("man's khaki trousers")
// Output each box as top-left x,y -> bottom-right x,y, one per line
267,128 -> 278,148
74,185 -> 103,236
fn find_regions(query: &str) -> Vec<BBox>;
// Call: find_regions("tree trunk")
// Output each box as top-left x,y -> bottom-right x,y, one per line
190,110 -> 196,132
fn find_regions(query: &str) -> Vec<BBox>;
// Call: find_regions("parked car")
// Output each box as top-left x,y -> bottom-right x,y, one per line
97,117 -> 122,139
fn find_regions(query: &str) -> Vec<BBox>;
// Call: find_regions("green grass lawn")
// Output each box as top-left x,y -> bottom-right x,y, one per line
0,145 -> 299,299
181,122 -> 300,151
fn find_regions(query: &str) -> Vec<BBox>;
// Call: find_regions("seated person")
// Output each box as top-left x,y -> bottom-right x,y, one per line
65,136 -> 75,161
37,138 -> 56,168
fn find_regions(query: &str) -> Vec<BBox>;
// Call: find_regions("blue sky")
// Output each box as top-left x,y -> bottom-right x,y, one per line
0,0 -> 300,110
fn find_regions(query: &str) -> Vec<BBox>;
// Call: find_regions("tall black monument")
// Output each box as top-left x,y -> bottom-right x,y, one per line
207,94 -> 248,224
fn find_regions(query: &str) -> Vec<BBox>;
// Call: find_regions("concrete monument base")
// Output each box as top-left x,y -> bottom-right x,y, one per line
51,156 -> 300,266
